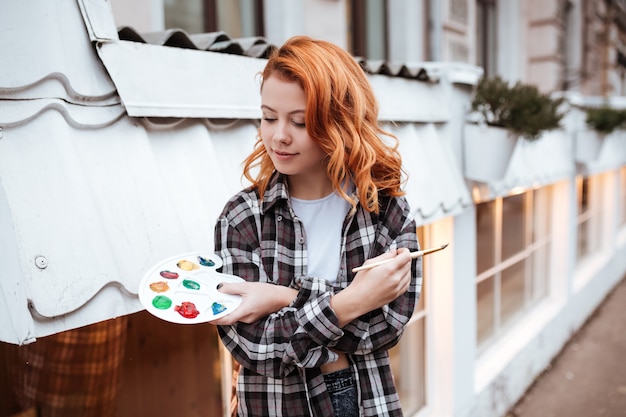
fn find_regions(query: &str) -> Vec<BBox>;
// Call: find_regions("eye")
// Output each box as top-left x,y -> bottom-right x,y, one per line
261,116 -> 276,123
292,120 -> 306,128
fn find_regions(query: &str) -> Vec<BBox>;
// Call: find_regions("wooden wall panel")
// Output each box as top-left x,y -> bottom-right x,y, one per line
117,311 -> 223,417
0,311 -> 224,417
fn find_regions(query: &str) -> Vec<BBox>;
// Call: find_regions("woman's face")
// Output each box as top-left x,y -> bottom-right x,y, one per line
260,75 -> 328,187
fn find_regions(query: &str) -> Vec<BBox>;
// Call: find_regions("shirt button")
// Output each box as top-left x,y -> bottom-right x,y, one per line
298,237 -> 304,244
277,215 -> 283,221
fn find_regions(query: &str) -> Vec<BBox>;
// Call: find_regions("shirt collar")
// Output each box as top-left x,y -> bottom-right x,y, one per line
260,172 -> 362,214
261,172 -> 291,214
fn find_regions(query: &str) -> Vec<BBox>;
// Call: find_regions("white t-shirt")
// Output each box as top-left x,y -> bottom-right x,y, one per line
291,192 -> 351,283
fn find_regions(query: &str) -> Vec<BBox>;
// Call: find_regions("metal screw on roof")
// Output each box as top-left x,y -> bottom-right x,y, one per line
35,256 -> 48,269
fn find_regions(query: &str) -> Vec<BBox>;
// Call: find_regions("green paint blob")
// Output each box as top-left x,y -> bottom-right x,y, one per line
152,295 -> 172,310
182,279 -> 200,290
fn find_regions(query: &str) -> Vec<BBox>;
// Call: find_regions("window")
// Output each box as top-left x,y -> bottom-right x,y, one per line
576,175 -> 603,262
389,226 -> 427,414
562,0 -> 581,90
164,0 -> 204,33
476,0 -> 497,76
164,0 -> 264,37
388,0 -> 429,61
349,0 -> 388,59
475,187 -> 552,349
349,0 -> 430,62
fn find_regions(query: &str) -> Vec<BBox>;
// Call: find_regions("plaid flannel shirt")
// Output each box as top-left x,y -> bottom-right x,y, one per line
214,173 -> 422,417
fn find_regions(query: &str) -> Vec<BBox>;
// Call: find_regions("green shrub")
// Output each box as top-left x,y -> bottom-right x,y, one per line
471,76 -> 564,141
584,106 -> 626,134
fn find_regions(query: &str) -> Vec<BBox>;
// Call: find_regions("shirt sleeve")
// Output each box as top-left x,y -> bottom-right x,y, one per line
328,196 -> 422,354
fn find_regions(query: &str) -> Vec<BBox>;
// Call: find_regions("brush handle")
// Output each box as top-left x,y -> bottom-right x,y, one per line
351,244 -> 448,273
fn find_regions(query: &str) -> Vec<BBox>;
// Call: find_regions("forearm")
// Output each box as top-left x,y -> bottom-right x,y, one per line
329,228 -> 422,353
329,285 -> 371,328
331,286 -> 418,354
272,286 -> 299,311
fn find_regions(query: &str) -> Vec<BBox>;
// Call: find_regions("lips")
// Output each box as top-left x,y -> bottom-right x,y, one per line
273,149 -> 297,160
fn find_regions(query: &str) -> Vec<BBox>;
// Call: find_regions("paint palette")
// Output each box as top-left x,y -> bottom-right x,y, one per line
138,251 -> 243,324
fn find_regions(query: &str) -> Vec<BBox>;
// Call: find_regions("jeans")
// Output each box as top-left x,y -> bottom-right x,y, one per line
323,368 -> 359,417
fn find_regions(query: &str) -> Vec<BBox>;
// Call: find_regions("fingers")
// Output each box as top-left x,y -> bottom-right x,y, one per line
348,248 -> 413,310
377,250 -> 412,298
365,248 -> 411,275
209,283 -> 246,325
374,248 -> 411,264
216,282 -> 244,296
366,250 -> 396,265
394,247 -> 412,265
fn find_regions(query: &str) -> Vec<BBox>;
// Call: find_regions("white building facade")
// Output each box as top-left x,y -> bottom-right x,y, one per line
1,1 -> 625,417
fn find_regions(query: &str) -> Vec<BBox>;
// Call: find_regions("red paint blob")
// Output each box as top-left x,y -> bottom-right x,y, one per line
160,270 -> 179,279
175,301 -> 200,319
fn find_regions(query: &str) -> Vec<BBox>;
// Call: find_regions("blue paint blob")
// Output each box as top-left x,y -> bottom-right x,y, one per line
198,256 -> 215,267
211,302 -> 227,315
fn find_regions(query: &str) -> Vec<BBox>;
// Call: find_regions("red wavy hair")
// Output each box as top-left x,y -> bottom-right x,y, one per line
242,36 -> 406,213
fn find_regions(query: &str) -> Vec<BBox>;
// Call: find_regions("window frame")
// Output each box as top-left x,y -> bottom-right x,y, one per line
575,175 -> 604,264
475,187 -> 553,352
163,0 -> 265,37
475,0 -> 497,76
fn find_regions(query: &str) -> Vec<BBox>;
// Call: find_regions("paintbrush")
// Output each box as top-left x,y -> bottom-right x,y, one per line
352,243 -> 449,272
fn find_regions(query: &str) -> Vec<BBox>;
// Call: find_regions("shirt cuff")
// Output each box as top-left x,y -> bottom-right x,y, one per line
290,276 -> 344,345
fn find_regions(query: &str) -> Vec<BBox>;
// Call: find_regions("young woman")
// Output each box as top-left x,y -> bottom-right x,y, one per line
212,36 -> 422,417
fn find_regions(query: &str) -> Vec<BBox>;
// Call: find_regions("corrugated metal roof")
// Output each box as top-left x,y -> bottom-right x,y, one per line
0,109 -> 259,342
387,122 -> 472,221
96,38 -> 457,121
113,25 -> 483,84
0,109 -> 469,332
0,0 -> 479,344
0,0 -> 117,103
96,40 -> 267,118
118,26 -> 277,59
99,20 -> 482,121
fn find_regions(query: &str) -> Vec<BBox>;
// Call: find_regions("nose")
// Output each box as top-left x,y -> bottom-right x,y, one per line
272,120 -> 291,144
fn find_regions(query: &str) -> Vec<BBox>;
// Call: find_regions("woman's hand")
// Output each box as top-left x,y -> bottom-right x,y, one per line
331,248 -> 412,327
209,282 -> 298,325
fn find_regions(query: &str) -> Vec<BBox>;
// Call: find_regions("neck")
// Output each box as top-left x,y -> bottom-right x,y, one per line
287,173 -> 333,200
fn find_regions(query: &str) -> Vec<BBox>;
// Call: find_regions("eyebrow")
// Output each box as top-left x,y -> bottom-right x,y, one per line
260,105 -> 305,115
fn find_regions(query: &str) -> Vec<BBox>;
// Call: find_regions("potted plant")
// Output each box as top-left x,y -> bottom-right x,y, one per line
584,105 -> 626,133
576,105 -> 626,162
464,76 -> 565,181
